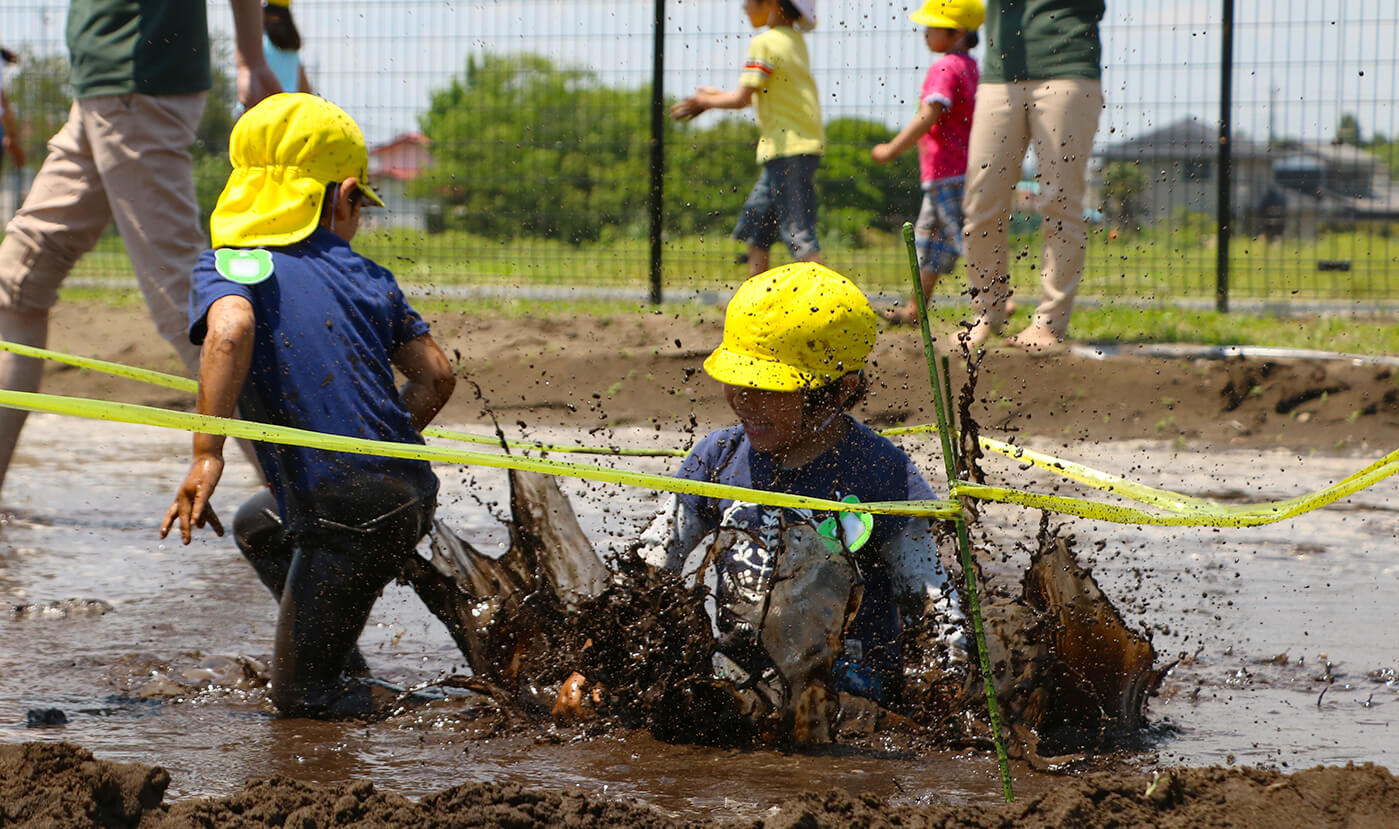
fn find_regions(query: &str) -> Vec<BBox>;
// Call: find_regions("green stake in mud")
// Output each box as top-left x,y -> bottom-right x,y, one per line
901,222 -> 1015,802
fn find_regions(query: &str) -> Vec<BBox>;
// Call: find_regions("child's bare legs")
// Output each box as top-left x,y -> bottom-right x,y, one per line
747,245 -> 769,276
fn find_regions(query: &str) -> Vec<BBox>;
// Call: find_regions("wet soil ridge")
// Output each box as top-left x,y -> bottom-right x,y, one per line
44,301 -> 1399,454
5,741 -> 1399,827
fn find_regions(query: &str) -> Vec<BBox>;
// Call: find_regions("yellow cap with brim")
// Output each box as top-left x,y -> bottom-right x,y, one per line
910,0 -> 984,31
703,263 -> 878,392
211,93 -> 384,249
264,0 -> 291,8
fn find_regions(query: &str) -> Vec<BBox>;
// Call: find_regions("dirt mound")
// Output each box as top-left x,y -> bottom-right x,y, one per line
0,742 -> 168,827
44,300 -> 1399,453
4,742 -> 1397,828
749,764 -> 1399,828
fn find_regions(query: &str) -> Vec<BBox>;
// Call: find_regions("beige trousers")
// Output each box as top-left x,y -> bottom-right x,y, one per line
962,79 -> 1103,337
0,92 -> 206,495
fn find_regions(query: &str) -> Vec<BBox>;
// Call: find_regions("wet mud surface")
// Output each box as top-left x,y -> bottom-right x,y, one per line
1,301 -> 1396,824
5,741 -> 1399,827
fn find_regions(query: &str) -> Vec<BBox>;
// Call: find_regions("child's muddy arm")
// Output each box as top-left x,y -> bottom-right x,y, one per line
636,493 -> 709,573
160,295 -> 254,545
393,333 -> 456,432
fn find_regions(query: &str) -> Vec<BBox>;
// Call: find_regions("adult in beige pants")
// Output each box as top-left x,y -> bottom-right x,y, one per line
960,0 -> 1105,351
0,0 -> 279,500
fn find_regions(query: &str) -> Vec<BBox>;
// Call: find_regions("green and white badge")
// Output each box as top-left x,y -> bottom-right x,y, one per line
214,248 -> 275,285
817,494 -> 874,553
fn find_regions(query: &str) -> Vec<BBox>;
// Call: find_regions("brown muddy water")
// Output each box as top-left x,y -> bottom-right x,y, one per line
1,414 -> 1396,819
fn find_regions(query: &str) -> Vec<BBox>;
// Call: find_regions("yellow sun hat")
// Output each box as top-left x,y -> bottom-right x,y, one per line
263,0 -> 291,8
210,93 -> 384,249
703,263 -> 878,392
910,0 -> 984,30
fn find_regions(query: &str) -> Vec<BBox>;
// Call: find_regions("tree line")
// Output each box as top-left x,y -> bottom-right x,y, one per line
414,54 -> 923,245
6,50 -> 926,246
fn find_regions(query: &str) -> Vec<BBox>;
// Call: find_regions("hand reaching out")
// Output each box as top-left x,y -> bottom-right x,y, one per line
160,454 -> 226,545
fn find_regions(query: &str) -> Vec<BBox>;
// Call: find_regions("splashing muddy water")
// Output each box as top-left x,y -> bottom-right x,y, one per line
1,414 -> 1396,817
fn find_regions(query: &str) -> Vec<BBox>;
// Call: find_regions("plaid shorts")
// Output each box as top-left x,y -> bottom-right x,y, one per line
915,176 -> 965,275
732,154 -> 821,258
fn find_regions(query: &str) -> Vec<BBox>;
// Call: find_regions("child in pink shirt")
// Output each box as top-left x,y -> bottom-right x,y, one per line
872,0 -> 983,325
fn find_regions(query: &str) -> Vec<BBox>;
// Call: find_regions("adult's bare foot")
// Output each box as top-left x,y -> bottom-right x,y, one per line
1006,323 -> 1065,353
958,316 -> 999,350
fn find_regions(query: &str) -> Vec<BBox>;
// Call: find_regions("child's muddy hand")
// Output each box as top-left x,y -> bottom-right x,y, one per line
160,457 -> 226,544
551,672 -> 595,724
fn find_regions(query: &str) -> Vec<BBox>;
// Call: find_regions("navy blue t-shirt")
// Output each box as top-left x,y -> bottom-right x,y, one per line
669,419 -> 939,682
189,227 -> 437,532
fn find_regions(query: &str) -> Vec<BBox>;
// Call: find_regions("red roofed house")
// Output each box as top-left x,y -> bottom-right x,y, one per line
366,132 -> 432,230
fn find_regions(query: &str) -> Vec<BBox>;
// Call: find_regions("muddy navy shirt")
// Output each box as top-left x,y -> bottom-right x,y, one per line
639,418 -> 963,690
188,227 -> 437,532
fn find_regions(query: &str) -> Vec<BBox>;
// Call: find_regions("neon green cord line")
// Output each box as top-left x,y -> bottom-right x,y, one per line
3,340 -> 1396,526
0,339 -> 684,457
0,388 -> 961,520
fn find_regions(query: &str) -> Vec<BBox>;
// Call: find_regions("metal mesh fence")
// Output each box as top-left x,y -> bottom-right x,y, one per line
1,1 -> 1396,309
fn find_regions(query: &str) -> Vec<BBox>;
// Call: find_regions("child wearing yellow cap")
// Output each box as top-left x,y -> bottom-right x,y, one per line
636,263 -> 966,711
160,93 -> 456,719
872,0 -> 983,326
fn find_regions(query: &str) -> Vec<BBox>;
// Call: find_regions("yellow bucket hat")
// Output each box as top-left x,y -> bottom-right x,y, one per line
210,93 -> 384,249
704,263 -> 878,392
910,0 -> 984,30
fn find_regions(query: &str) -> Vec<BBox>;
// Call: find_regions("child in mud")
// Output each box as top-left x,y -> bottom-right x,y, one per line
160,93 -> 456,719
871,0 -> 982,326
633,263 -> 967,713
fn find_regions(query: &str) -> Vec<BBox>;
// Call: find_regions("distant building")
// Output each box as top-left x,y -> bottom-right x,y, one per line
1095,117 -> 1399,237
1095,118 -> 1273,226
366,132 -> 432,231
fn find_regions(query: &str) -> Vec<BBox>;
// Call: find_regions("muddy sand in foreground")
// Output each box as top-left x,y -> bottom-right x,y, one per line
4,741 -> 1399,828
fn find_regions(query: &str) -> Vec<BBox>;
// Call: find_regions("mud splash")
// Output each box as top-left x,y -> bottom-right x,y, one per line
402,464 -> 1164,763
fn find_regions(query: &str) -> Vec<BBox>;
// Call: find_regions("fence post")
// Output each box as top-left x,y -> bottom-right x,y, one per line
648,0 -> 666,304
1216,0 -> 1234,313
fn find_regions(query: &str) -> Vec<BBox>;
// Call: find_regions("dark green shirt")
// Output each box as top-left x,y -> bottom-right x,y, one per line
67,0 -> 211,98
982,0 -> 1105,84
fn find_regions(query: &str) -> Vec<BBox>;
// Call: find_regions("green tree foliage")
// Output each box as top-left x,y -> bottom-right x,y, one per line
6,53 -> 71,169
418,53 -> 922,245
416,54 -> 657,243
1337,113 -> 1362,147
1102,160 -> 1147,227
820,118 -> 920,235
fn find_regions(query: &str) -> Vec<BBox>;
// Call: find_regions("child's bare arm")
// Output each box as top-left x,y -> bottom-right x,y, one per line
670,85 -> 756,120
871,100 -> 946,164
160,295 -> 255,545
392,333 -> 456,432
